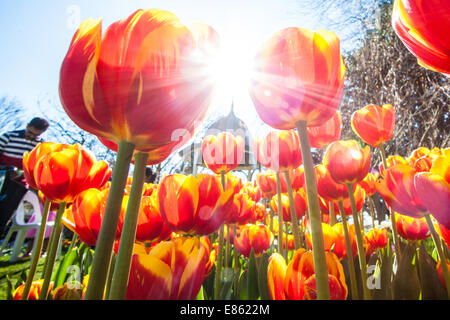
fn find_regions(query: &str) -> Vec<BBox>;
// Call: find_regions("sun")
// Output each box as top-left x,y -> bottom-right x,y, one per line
207,24 -> 259,110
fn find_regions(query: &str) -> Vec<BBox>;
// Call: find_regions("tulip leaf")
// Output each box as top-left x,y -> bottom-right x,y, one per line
53,248 -> 80,288
247,249 -> 260,300
238,270 -> 249,300
392,243 -> 420,300
418,242 -> 447,300
257,252 -> 271,300
370,247 -> 393,300
5,275 -> 13,300
196,285 -> 205,300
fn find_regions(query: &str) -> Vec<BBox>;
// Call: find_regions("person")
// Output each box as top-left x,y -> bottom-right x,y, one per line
0,117 -> 49,238
0,117 -> 49,169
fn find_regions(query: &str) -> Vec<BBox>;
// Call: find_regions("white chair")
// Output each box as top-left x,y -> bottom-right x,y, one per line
0,191 -> 54,262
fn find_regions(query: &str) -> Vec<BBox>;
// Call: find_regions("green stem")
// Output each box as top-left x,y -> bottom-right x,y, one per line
38,201 -> 67,300
424,214 -> 450,299
275,172 -> 284,256
338,200 -> 359,300
296,120 -> 330,300
109,152 -> 149,300
214,171 -> 226,300
283,170 -> 301,251
379,143 -> 402,261
21,199 -> 51,300
85,140 -> 135,300
346,183 -> 370,300
225,224 -> 231,269
368,196 -> 376,229
329,201 -> 337,226
104,253 -> 116,300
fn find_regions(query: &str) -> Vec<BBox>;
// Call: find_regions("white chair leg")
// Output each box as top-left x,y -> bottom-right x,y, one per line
10,230 -> 27,262
0,228 -> 14,255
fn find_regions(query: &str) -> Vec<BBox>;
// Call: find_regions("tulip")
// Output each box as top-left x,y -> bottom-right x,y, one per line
436,222 -> 450,249
126,237 -> 208,300
351,104 -> 395,148
323,140 -> 371,185
396,214 -> 430,241
62,10 -> 220,300
225,192 -> 254,226
34,145 -> 111,204
251,27 -> 346,301
359,172 -> 378,228
270,191 -> 307,223
14,280 -> 52,300
52,283 -> 82,300
253,130 -> 302,172
376,164 -> 427,218
307,111 -> 342,149
234,224 -> 274,258
437,260 -> 450,290
392,0 -> 450,74
249,28 -> 345,129
267,253 -> 288,300
256,172 -> 278,198
364,228 -> 389,259
332,223 -> 359,260
202,132 -> 245,174
158,174 -> 234,235
118,192 -> 171,243
305,223 -> 338,252
271,249 -> 347,300
414,154 -> 450,228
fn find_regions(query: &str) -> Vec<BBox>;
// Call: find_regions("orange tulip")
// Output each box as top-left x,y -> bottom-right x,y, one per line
253,130 -> 303,172
392,0 -> 450,74
408,147 -> 444,172
157,174 -> 234,235
283,234 -> 296,251
351,104 -> 395,148
307,111 -> 342,149
13,279 -> 52,300
63,188 -> 127,246
200,236 -> 216,278
315,164 -> 349,202
379,155 -> 409,177
365,228 -> 389,254
270,189 -> 307,223
234,224 -> 273,258
305,223 -> 338,252
34,145 -> 111,204
376,164 -> 428,219
225,192 -> 255,226
249,27 -> 345,129
359,172 -> 378,197
274,249 -> 347,300
22,142 -> 68,190
52,283 -> 82,300
256,172 -> 277,198
253,202 -> 266,223
396,214 -> 430,241
126,237 -> 208,300
223,172 -> 243,195
202,132 -> 245,174
332,223 -> 358,260
323,140 -> 371,185
128,193 -> 172,243
414,154 -> 450,228
59,10 -> 219,152
241,183 -> 262,203
267,253 -> 288,300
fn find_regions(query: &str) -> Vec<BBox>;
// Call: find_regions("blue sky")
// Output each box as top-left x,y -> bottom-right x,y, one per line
0,0 -> 346,138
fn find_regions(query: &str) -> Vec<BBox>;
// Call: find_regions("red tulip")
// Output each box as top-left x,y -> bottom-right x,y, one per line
129,193 -> 172,243
158,173 -> 234,235
274,249 -> 348,300
414,154 -> 450,228
202,132 -> 245,174
307,111 -> 342,149
34,145 -> 111,204
234,224 -> 274,258
351,104 -> 395,148
315,164 -> 349,202
126,237 -> 208,300
376,164 -> 428,219
22,142 -> 69,190
249,28 -> 345,129
332,223 -> 358,260
13,280 -> 52,300
60,10 -> 219,152
359,172 -> 378,197
225,192 -> 255,226
253,130 -> 302,172
392,0 -> 450,74
396,214 -> 430,241
365,228 -> 389,250
270,189 -> 307,222
323,140 -> 371,185
63,188 -> 127,246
